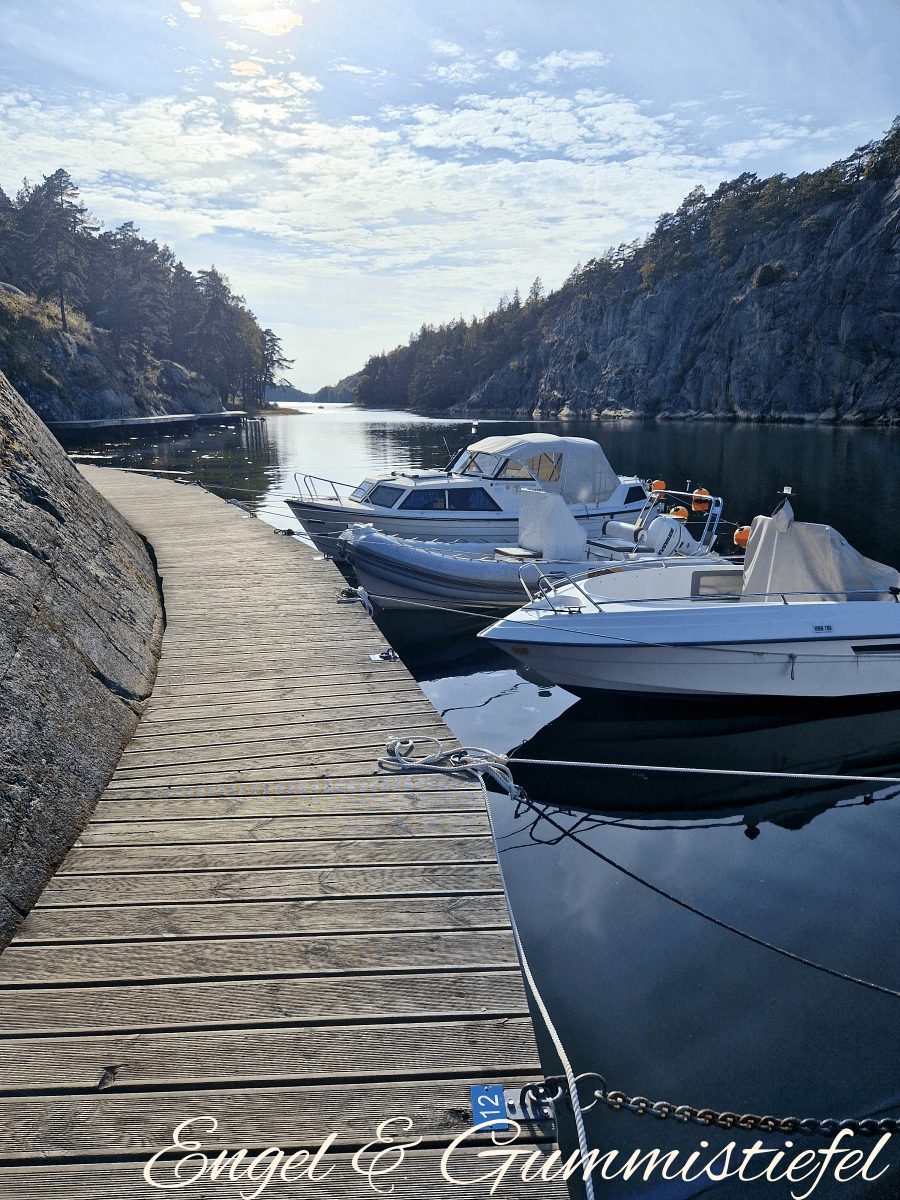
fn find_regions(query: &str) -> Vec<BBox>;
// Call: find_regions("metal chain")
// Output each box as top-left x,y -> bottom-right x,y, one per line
540,1074 -> 900,1138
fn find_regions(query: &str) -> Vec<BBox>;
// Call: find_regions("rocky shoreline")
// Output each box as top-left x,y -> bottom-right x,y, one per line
0,373 -> 164,948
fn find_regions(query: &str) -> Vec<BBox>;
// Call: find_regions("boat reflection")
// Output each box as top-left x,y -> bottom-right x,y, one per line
507,690 -> 900,822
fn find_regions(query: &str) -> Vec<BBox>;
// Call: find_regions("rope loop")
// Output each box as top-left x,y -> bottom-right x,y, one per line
377,736 -> 528,800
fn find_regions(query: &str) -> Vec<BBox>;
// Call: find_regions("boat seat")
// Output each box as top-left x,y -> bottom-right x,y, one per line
494,545 -> 542,560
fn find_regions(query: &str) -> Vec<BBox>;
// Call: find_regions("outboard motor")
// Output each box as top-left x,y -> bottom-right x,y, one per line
642,514 -> 701,556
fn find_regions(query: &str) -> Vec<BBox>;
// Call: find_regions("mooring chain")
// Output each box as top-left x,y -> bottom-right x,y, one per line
539,1074 -> 900,1139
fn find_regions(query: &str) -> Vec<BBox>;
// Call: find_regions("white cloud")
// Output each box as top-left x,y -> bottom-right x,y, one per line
288,71 -> 322,92
430,39 -> 463,56
225,41 -> 249,50
179,2 -> 201,16
531,50 -> 608,84
494,50 -> 521,71
163,15 -> 179,28
428,58 -> 484,87
216,0 -> 303,37
231,60 -> 266,76
332,63 -> 372,75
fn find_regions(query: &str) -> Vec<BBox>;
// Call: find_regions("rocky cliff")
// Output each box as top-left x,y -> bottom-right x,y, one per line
0,373 -> 164,948
457,173 -> 900,423
0,285 -> 223,423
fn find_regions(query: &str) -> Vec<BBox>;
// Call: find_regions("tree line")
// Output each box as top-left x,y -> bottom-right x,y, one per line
355,118 -> 900,413
0,169 -> 291,405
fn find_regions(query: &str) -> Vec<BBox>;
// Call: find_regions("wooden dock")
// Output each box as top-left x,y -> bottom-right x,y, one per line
0,470 -> 566,1198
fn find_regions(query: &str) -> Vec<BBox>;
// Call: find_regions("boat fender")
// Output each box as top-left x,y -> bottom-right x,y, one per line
651,478 -> 666,497
692,487 -> 711,512
733,525 -> 751,549
668,506 -> 689,523
643,515 -> 700,557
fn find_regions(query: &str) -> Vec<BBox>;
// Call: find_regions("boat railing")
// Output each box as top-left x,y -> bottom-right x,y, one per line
518,566 -> 605,614
293,472 -> 356,502
527,582 -> 900,612
635,488 -> 724,554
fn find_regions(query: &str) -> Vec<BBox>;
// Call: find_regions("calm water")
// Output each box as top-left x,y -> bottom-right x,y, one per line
64,408 -> 900,1199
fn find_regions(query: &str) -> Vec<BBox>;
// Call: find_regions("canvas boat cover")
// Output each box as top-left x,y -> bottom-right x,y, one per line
517,489 -> 587,560
467,433 -> 620,504
742,501 -> 900,602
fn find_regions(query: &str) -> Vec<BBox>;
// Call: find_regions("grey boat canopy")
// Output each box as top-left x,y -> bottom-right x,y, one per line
457,433 -> 620,504
742,500 -> 900,601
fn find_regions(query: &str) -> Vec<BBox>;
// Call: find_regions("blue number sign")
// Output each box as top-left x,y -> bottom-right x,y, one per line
470,1084 -> 508,1130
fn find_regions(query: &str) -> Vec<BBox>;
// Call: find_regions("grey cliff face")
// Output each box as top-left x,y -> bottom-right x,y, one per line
460,177 -> 900,423
0,373 -> 163,948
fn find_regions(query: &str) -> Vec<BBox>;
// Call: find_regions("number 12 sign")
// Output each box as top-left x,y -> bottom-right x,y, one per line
470,1084 -> 509,1130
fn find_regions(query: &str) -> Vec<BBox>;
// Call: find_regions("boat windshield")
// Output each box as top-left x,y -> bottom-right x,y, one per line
454,451 -> 504,478
496,457 -> 534,480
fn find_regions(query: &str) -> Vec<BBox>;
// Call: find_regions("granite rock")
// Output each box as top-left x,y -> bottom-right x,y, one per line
0,372 -> 163,948
457,176 -> 900,422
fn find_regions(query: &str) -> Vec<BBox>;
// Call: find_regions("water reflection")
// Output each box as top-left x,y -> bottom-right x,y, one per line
508,691 -> 900,816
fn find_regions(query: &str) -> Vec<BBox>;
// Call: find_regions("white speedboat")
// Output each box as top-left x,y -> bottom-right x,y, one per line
480,502 -> 900,698
285,433 -> 653,555
338,488 -> 727,613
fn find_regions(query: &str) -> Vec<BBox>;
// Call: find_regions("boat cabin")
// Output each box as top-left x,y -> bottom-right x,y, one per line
347,434 -> 647,514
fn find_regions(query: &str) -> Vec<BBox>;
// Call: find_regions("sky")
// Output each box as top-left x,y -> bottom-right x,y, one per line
1,1 -> 899,390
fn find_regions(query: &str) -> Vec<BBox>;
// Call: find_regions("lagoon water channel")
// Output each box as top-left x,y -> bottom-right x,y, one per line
63,406 -> 900,1199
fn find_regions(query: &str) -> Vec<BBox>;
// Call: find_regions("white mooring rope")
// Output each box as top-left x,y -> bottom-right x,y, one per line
378,736 -> 900,1192
378,737 -> 599,1196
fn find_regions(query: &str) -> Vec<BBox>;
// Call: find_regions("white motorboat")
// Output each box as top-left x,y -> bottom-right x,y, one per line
285,433 -> 654,555
480,502 -> 900,698
338,488 -> 727,613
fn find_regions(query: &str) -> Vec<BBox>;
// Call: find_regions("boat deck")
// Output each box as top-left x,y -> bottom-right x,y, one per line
0,469 -> 564,1198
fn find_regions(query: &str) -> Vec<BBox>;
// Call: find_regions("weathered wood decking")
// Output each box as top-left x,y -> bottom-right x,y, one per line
0,470 -> 565,1198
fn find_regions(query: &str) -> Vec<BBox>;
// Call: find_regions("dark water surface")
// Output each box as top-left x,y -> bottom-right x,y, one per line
63,407 -> 900,1198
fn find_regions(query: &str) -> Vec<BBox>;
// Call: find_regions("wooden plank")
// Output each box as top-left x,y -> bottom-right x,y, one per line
0,1076 -> 547,1159
0,969 -> 529,1034
36,863 -> 503,907
0,1017 -> 539,1090
106,747 -> 454,786
114,720 -> 448,767
56,835 -> 496,874
141,684 -> 429,719
0,1150 -> 560,1198
132,700 -> 440,740
91,793 -> 483,820
0,929 -> 517,986
71,812 -> 490,846
14,894 -> 511,944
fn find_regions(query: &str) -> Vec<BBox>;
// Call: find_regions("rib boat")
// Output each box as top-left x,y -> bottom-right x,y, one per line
480,502 -> 900,698
338,488 -> 727,614
285,433 -> 653,555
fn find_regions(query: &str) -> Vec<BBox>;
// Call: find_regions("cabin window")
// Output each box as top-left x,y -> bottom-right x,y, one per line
458,452 -> 503,477
350,483 -> 371,501
527,452 -> 562,482
367,484 -> 405,508
447,487 -> 502,511
690,570 -> 743,598
624,486 -> 646,505
399,488 -> 447,510
497,457 -> 533,480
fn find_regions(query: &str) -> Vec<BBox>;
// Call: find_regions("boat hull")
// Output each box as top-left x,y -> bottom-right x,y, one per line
491,635 -> 900,697
286,498 -> 647,556
484,592 -> 900,698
